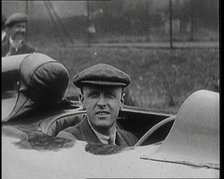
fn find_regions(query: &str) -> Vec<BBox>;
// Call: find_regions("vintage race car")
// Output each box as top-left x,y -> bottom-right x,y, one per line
2,53 -> 219,178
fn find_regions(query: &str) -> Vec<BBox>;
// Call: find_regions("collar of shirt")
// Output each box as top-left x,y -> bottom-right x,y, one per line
2,31 -> 6,41
87,117 -> 116,145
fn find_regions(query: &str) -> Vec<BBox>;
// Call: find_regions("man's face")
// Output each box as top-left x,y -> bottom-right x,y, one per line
7,22 -> 26,41
80,85 -> 124,131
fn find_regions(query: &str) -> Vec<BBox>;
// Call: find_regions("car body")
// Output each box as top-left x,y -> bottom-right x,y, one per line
2,53 -> 219,178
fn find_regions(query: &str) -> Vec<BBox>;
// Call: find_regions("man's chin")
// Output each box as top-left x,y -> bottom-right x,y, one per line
94,120 -> 114,129
95,122 -> 111,128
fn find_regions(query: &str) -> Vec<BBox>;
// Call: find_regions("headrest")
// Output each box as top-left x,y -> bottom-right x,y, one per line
4,53 -> 69,122
19,53 -> 69,104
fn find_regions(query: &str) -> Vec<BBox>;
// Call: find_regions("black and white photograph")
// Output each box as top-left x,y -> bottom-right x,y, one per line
2,0 -> 219,178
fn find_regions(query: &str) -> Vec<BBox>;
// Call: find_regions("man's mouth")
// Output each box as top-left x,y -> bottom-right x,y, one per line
96,111 -> 110,116
13,32 -> 25,40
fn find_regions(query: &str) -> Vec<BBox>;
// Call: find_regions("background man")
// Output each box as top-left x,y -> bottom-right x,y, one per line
57,63 -> 138,146
2,12 -> 36,57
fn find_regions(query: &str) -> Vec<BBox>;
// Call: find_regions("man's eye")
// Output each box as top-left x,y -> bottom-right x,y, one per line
88,92 -> 99,98
105,93 -> 115,98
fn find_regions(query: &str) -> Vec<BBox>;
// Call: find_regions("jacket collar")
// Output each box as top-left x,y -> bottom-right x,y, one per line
80,116 -> 128,146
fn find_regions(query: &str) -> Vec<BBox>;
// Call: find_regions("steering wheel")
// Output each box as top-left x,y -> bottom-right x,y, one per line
134,115 -> 176,146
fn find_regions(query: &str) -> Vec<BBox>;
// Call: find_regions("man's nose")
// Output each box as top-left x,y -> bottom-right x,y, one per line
97,95 -> 106,108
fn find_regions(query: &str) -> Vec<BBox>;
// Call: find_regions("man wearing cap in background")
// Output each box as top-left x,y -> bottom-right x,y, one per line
57,64 -> 138,146
2,12 -> 36,57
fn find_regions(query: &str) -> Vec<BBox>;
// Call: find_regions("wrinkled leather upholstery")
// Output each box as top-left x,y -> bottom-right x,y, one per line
5,53 -> 69,121
19,53 -> 69,105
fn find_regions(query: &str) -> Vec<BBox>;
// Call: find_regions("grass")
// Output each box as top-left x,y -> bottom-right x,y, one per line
32,40 -> 219,114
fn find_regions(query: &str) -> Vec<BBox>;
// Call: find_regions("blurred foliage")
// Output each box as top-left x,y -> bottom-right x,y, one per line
23,0 -> 219,113
89,0 -> 219,34
27,0 -> 219,43
35,41 -> 219,113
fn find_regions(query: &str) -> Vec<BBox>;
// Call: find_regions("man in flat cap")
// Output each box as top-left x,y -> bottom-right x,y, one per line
57,64 -> 138,146
2,12 -> 36,57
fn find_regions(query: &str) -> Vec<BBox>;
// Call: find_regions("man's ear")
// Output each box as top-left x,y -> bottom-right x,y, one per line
79,92 -> 85,108
120,93 -> 125,109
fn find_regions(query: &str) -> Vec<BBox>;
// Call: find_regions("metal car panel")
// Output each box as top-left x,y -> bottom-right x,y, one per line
146,90 -> 219,169
2,134 -> 218,178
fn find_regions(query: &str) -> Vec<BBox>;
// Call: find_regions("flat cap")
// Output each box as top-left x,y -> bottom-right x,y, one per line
5,13 -> 28,27
73,63 -> 131,88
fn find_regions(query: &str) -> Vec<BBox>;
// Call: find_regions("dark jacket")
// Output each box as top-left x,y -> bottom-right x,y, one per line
57,117 -> 138,146
2,39 -> 36,57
